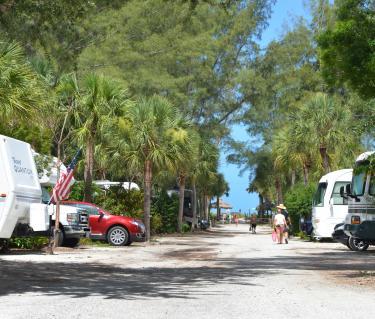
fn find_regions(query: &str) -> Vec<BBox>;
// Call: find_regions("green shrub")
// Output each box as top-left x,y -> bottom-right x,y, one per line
284,182 -> 316,234
182,223 -> 191,233
151,191 -> 178,234
94,187 -> 144,218
150,213 -> 163,234
9,236 -> 48,249
79,237 -> 110,246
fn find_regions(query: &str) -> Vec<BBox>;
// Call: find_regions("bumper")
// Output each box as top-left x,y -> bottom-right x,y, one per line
130,232 -> 146,242
63,225 -> 86,239
332,229 -> 348,246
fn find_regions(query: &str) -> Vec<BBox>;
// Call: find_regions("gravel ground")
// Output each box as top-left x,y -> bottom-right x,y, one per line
1,224 -> 375,319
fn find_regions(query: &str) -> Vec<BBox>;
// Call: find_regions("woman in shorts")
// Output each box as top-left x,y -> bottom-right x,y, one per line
273,205 -> 287,244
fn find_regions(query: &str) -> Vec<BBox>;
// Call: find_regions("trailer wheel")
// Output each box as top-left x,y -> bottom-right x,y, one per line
348,237 -> 369,251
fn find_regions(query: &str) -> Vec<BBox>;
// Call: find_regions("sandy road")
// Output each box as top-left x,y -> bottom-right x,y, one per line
1,224 -> 375,319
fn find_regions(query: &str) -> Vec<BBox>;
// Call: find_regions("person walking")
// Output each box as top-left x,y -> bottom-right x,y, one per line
278,204 -> 291,244
234,214 -> 239,227
250,214 -> 257,234
273,205 -> 287,244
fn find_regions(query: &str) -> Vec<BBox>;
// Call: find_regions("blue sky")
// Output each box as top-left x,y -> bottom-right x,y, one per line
219,0 -> 311,214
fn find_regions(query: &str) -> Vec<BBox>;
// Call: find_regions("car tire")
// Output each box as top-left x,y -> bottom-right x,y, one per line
62,237 -> 80,248
348,236 -> 369,251
107,226 -> 129,246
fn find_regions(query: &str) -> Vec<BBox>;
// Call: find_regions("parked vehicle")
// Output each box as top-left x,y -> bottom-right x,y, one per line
61,201 -> 146,246
312,169 -> 352,240
94,180 -> 140,191
167,189 -> 196,226
299,217 -> 313,236
332,223 -> 349,247
198,219 -> 210,230
0,135 -> 87,247
342,151 -> 375,251
332,222 -> 371,251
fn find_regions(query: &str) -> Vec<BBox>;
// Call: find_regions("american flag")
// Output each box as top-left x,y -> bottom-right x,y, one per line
50,149 -> 81,204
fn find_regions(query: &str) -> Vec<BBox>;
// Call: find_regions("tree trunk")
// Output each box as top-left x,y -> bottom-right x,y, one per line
216,196 -> 220,220
258,194 -> 264,217
203,193 -> 208,220
177,173 -> 185,233
319,146 -> 330,173
291,169 -> 296,186
303,162 -> 309,186
84,137 -> 94,202
275,176 -> 283,204
192,181 -> 197,231
206,196 -> 210,220
143,159 -> 152,242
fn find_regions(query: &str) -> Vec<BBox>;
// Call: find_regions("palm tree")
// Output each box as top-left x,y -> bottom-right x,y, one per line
193,140 -> 220,221
212,173 -> 229,220
0,41 -> 43,121
273,126 -> 316,186
61,73 -> 131,202
176,129 -> 199,233
292,93 -> 356,174
112,95 -> 192,241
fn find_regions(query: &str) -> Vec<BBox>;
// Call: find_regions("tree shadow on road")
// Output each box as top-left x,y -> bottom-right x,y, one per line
0,259 -> 267,300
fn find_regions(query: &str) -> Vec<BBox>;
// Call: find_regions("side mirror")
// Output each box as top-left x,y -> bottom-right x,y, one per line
340,186 -> 345,197
345,184 -> 351,195
340,186 -> 348,199
98,210 -> 104,220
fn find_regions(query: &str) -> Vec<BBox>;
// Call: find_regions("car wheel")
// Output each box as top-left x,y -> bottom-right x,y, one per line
107,226 -> 129,246
348,236 -> 369,251
62,238 -> 80,248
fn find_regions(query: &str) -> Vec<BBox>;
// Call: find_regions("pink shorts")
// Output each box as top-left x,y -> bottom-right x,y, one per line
275,225 -> 285,233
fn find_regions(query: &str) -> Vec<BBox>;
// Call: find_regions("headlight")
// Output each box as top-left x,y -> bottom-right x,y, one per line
131,219 -> 145,232
67,213 -> 78,225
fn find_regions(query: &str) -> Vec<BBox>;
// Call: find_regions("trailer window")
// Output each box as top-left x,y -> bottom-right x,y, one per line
313,182 -> 327,207
331,182 -> 349,205
369,176 -> 375,196
352,172 -> 366,196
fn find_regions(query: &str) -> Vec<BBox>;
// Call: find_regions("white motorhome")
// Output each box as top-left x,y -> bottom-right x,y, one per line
312,169 -> 352,239
343,151 -> 375,250
0,135 -> 87,247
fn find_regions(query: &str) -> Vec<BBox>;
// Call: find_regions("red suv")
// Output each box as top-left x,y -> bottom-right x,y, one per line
62,201 -> 146,246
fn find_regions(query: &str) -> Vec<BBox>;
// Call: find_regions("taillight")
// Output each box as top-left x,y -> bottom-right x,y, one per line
351,216 -> 361,225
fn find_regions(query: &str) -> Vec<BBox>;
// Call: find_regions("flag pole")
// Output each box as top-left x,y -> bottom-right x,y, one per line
53,160 -> 62,249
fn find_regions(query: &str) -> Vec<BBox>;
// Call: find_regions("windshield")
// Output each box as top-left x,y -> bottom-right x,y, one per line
369,175 -> 375,196
352,172 -> 366,196
313,182 -> 327,207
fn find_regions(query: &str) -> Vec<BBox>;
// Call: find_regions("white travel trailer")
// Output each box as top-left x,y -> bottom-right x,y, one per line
343,151 -> 375,250
0,135 -> 86,247
312,169 -> 352,239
